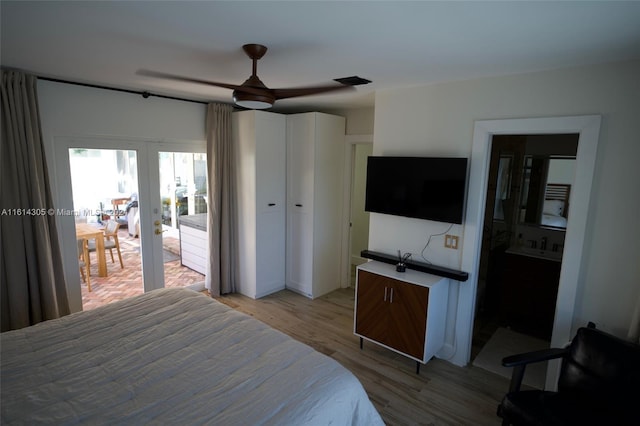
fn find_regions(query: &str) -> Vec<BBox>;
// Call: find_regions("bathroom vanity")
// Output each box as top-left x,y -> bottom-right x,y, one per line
500,245 -> 561,339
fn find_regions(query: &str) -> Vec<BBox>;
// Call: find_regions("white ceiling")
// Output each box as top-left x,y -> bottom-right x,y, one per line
2,1 -> 640,112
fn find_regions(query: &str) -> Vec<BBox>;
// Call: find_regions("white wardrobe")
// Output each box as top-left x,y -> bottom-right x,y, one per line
233,110 -> 287,298
286,112 -> 346,298
234,110 -> 345,299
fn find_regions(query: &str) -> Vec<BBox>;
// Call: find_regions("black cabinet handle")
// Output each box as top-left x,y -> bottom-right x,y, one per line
295,204 -> 303,207
268,203 -> 276,206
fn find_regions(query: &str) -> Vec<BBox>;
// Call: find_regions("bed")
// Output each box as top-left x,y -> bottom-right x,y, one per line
1,288 -> 383,425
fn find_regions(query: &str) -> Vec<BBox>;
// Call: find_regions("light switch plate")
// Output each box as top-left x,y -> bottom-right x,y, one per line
445,235 -> 459,249
451,236 -> 459,249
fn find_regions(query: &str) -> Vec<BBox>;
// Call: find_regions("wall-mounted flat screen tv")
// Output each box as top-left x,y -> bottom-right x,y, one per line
365,156 -> 468,224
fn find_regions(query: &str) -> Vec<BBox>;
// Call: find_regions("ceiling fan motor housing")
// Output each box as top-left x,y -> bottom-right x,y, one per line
233,73 -> 276,109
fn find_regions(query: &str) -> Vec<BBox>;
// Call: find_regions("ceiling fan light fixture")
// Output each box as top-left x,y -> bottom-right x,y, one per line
234,99 -> 273,110
233,90 -> 274,110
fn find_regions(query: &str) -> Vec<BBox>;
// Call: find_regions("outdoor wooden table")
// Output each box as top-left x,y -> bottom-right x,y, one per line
111,197 -> 130,221
75,223 -> 107,277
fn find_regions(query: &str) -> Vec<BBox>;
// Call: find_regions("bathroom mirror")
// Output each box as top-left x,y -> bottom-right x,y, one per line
491,133 -> 578,231
492,155 -> 513,222
518,156 -> 576,229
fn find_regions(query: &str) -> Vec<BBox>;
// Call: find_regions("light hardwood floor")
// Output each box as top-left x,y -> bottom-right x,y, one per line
217,287 -> 509,425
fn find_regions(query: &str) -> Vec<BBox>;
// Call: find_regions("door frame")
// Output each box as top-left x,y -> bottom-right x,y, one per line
341,134 -> 374,288
457,115 -> 601,388
52,135 -> 205,312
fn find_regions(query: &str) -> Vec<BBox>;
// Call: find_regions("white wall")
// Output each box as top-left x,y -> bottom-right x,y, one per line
372,59 -> 640,362
38,80 -> 207,312
547,159 -> 576,185
38,82 -> 206,144
326,106 -> 375,135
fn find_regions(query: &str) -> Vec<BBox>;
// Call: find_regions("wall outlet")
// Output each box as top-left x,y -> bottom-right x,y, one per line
445,235 -> 459,249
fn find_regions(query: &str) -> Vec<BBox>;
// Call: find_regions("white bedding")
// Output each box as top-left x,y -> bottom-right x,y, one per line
1,288 -> 383,425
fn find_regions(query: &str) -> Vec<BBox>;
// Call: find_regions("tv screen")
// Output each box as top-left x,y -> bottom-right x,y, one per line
364,156 -> 468,224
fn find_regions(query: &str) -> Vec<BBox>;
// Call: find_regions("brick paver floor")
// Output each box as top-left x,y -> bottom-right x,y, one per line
80,227 -> 204,310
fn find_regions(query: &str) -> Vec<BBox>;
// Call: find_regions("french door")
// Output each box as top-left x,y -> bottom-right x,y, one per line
155,150 -> 208,290
56,137 -> 206,311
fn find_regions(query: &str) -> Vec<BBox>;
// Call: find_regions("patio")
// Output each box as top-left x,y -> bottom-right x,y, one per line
80,226 -> 204,310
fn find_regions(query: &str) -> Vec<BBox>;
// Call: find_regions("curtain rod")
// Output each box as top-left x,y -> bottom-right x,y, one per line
38,76 -> 210,105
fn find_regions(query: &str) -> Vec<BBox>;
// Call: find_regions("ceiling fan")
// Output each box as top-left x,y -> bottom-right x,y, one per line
138,44 -> 369,109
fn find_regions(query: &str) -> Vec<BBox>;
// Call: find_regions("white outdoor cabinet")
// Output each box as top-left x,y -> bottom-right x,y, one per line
233,110 -> 286,298
286,112 -> 346,298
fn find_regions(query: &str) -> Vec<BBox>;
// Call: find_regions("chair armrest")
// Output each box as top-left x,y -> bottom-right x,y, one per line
502,347 -> 568,368
502,347 -> 568,393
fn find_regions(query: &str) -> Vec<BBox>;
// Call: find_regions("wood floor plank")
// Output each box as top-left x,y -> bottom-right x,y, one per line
217,287 -> 508,425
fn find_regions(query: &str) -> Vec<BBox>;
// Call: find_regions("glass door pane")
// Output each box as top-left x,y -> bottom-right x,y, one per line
158,151 -> 207,290
68,148 -> 144,309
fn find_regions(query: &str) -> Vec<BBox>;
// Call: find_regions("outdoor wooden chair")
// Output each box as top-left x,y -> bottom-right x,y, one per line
77,238 -> 91,291
88,220 -> 124,269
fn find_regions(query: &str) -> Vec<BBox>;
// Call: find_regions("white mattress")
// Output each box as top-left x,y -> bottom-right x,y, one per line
1,288 -> 383,425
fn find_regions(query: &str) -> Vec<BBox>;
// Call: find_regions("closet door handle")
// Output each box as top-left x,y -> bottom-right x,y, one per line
295,204 -> 303,207
268,203 -> 276,206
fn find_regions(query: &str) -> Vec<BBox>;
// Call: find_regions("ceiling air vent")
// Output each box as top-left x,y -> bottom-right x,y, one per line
333,76 -> 372,86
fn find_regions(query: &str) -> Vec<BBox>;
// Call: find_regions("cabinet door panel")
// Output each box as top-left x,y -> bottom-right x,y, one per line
286,115 -> 314,213
286,209 -> 313,295
256,210 -> 285,292
500,254 -> 560,340
389,280 -> 428,359
256,116 -> 286,214
355,270 -> 390,345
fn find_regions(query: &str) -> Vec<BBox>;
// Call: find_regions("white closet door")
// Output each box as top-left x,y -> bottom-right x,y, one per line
286,114 -> 314,213
256,113 -> 286,214
255,113 -> 286,297
286,114 -> 315,296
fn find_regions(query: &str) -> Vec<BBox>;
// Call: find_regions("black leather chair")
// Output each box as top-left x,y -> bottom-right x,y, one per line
497,324 -> 640,425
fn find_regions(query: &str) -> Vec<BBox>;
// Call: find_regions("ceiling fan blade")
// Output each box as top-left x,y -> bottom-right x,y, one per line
136,69 -> 267,96
272,83 -> 354,100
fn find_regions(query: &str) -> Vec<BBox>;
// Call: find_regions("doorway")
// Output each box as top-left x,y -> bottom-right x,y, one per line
471,134 -> 578,388
349,143 -> 373,285
68,148 -> 145,309
458,115 -> 601,389
341,136 -> 374,289
56,137 -> 207,311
